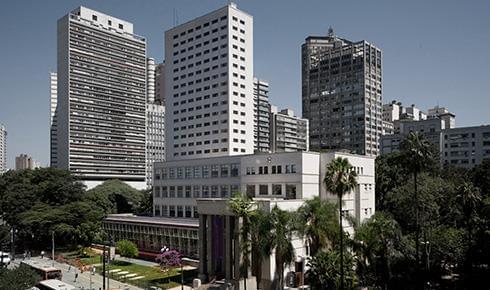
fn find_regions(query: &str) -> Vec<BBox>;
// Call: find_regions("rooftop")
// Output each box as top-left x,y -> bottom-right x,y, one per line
103,214 -> 199,228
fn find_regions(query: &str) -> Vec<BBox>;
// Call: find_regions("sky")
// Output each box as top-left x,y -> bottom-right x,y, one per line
0,0 -> 489,168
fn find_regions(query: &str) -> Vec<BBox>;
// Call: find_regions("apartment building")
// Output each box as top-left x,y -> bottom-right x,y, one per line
50,72 -> 58,168
56,7 -> 147,189
302,28 -> 383,156
164,3 -> 254,160
270,106 -> 309,152
441,125 -> 490,168
253,78 -> 271,153
15,154 -> 41,170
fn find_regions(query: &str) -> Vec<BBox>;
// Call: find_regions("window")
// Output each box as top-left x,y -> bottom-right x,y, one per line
92,15 -> 97,21
211,185 -> 219,197
185,206 -> 192,218
154,205 -> 160,216
291,164 -> 297,173
177,206 -> 183,217
169,168 -> 175,179
194,166 -> 201,178
119,24 -> 124,29
169,206 -> 176,217
221,164 -> 229,177
202,186 -> 210,198
231,185 -> 239,195
286,184 -> 296,199
264,166 -> 269,174
259,185 -> 268,195
221,185 -> 229,197
202,165 -> 210,178
272,166 -> 276,174
162,205 -> 168,217
185,167 -> 192,179
277,165 -> 282,174
169,186 -> 176,198
177,186 -> 183,198
162,186 -> 168,198
185,186 -> 192,198
177,168 -> 183,179
154,187 -> 160,198
273,184 -> 282,195
246,185 -> 255,197
193,206 -> 199,218
193,186 -> 201,198
231,164 -> 239,176
211,165 -> 219,178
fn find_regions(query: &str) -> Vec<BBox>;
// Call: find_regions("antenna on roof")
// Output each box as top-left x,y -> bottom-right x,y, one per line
328,26 -> 334,37
172,8 -> 179,27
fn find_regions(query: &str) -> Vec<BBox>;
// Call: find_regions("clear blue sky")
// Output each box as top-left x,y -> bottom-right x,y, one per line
1,0 -> 489,168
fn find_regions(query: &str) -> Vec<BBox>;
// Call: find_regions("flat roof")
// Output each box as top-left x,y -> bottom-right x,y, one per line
103,214 -> 198,228
38,279 -> 76,290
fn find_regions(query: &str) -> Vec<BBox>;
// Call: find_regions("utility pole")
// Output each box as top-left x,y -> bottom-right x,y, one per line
51,231 -> 55,266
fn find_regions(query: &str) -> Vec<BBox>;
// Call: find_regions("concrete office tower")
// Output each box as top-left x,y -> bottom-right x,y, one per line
57,7 -> 147,189
270,106 -> 309,152
428,105 -> 456,129
50,72 -> 58,168
155,62 -> 165,105
15,154 -> 41,170
146,104 -> 165,187
0,124 -> 6,173
164,3 -> 254,160
253,78 -> 270,152
302,28 -> 383,156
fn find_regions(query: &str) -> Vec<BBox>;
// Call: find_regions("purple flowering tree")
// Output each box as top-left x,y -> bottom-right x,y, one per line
156,249 -> 182,273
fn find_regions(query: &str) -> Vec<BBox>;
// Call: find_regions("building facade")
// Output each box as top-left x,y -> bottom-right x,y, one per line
50,72 -> 58,168
0,124 -> 6,173
56,7 -> 147,189
270,106 -> 309,152
253,78 -> 271,153
155,62 -> 165,105
441,125 -> 490,168
302,29 -> 383,156
145,103 -> 165,187
164,3 -> 254,160
15,154 -> 40,170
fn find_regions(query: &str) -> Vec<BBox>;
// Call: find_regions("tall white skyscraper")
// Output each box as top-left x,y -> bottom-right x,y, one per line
164,3 -> 254,160
50,72 -> 58,168
0,124 -> 6,174
56,7 -> 147,189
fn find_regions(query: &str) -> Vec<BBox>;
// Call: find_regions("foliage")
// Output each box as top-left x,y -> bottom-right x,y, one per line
156,249 -> 182,272
375,152 -> 408,210
85,179 -> 146,214
116,239 -> 139,259
296,197 -> 339,255
135,188 -> 153,216
307,250 -> 356,290
0,264 -> 39,290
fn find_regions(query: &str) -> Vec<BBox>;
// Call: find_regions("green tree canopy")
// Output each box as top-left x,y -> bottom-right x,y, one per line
85,179 -> 145,214
0,264 -> 39,290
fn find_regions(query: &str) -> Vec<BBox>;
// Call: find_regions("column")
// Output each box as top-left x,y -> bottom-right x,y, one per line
225,215 -> 232,280
207,215 -> 214,277
198,215 -> 206,277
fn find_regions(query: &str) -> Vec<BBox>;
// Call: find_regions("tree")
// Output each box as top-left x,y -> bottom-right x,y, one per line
296,196 -> 339,256
116,240 -> 139,259
85,179 -> 145,214
156,249 -> 182,273
323,157 -> 358,290
0,264 -> 39,290
228,192 -> 256,290
375,152 -> 408,211
400,132 -> 436,274
266,206 -> 295,290
307,250 -> 355,290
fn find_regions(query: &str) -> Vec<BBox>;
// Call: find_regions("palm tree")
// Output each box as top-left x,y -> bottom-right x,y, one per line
296,196 -> 339,256
266,206 -> 295,289
400,132 -> 435,273
228,192 -> 256,290
324,157 -> 358,290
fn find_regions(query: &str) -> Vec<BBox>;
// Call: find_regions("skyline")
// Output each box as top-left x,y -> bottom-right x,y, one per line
1,0 -> 490,168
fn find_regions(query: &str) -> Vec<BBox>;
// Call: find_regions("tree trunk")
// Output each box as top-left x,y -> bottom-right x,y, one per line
339,194 -> 344,290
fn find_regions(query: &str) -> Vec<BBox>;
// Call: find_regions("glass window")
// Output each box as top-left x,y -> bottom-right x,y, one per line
221,164 -> 229,177
202,166 -> 210,178
177,186 -> 183,198
154,187 -> 160,198
193,206 -> 199,218
285,165 -> 290,173
291,164 -> 297,173
231,185 -> 239,195
177,206 -> 183,217
185,206 -> 192,218
259,185 -> 268,195
231,164 -> 239,176
202,186 -> 209,198
162,205 -> 168,217
272,166 -> 276,174
185,167 -> 192,179
169,206 -> 176,217
286,184 -> 296,199
162,168 -> 168,179
193,186 -> 201,198
246,185 -> 255,197
211,165 -> 219,178
169,186 -> 176,198
211,185 -> 219,197
272,184 -> 282,195
194,166 -> 201,178
264,166 -> 269,174
185,186 -> 192,198
169,168 -> 175,179
162,186 -> 168,198
177,168 -> 183,179
155,171 -> 161,180
277,165 -> 282,174
221,185 -> 229,197
154,205 -> 160,216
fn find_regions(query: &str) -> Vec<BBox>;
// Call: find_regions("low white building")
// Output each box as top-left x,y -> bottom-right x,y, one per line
153,150 -> 375,288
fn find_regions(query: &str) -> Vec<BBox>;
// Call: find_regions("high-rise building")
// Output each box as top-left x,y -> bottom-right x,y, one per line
56,7 -> 147,189
253,78 -> 270,152
0,124 -> 6,174
155,62 -> 166,105
146,103 -> 165,187
164,3 -> 254,160
50,72 -> 58,168
302,28 -> 383,156
270,106 -> 309,152
15,154 -> 41,170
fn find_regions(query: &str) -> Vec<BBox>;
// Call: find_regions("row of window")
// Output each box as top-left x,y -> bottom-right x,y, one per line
154,204 -> 198,219
171,15 -> 245,40
172,147 -> 247,156
174,137 -> 246,148
154,184 -> 240,199
155,164 -> 240,180
246,164 -> 297,175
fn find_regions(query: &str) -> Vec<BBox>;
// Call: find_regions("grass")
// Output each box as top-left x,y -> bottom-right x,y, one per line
80,255 -> 102,265
97,260 -> 183,288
